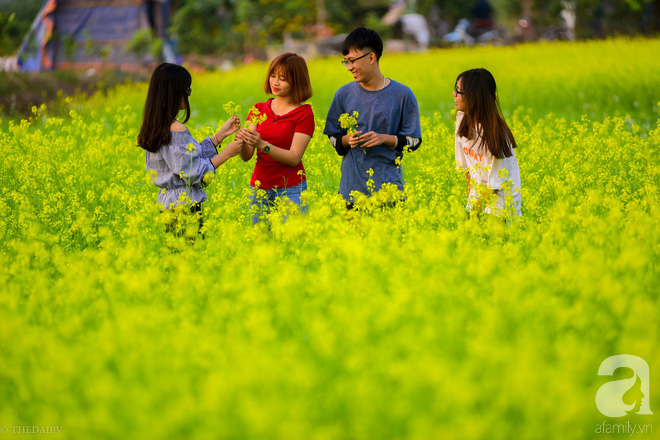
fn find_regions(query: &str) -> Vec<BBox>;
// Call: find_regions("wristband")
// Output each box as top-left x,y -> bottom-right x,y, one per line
213,133 -> 220,145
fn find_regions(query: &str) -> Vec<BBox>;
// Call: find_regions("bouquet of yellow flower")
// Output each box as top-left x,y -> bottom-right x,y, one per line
223,101 -> 242,117
339,111 -> 359,134
247,106 -> 268,127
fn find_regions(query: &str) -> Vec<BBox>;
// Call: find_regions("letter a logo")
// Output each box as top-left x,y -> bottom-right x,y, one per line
596,354 -> 653,417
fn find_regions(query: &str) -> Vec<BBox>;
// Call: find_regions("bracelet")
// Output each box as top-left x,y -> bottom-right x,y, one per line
392,135 -> 398,149
213,133 -> 220,145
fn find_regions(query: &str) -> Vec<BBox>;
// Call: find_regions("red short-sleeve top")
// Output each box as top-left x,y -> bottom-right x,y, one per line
249,99 -> 315,189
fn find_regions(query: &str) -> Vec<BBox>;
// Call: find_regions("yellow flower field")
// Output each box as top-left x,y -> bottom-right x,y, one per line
0,38 -> 659,439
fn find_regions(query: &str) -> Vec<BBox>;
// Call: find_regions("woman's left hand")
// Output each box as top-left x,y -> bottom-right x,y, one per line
217,115 -> 241,140
237,128 -> 265,150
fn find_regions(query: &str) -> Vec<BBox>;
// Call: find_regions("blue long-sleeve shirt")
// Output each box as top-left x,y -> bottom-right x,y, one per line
145,130 -> 217,210
324,80 -> 422,202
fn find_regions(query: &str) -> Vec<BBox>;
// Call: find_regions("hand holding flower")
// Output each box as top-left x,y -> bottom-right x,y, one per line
237,128 -> 266,150
347,131 -> 363,148
216,115 -> 241,142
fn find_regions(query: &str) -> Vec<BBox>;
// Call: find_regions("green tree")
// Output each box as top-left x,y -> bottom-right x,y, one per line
0,0 -> 43,56
490,0 -> 657,35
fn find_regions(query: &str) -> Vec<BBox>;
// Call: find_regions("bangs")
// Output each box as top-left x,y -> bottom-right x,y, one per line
273,67 -> 288,80
268,60 -> 290,80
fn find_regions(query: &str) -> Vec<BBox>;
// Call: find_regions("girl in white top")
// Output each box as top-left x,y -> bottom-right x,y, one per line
453,68 -> 522,217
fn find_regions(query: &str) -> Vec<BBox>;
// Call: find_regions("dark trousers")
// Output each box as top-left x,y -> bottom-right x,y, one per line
163,203 -> 204,238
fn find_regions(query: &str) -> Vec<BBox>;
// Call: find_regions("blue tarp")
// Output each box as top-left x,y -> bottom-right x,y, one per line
18,0 -> 179,71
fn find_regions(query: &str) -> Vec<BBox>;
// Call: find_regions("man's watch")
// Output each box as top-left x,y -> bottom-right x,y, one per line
263,142 -> 270,153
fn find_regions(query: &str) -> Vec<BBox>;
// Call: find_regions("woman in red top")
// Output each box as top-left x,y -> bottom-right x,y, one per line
237,52 -> 315,224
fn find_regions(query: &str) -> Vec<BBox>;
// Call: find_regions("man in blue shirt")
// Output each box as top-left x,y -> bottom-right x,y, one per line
324,27 -> 422,206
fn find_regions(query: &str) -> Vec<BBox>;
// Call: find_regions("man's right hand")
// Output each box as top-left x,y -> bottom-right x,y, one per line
345,131 -> 363,148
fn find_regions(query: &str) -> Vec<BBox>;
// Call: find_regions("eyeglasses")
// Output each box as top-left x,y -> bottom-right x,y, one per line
186,87 -> 192,97
453,85 -> 464,95
341,52 -> 372,68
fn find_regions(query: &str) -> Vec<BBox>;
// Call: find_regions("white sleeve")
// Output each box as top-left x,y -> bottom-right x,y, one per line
455,112 -> 467,169
488,156 -> 513,190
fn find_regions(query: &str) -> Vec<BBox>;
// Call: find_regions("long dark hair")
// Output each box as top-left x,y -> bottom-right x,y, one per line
456,68 -> 517,159
137,63 -> 192,153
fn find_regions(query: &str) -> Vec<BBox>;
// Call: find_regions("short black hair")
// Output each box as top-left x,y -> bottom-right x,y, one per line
341,27 -> 383,61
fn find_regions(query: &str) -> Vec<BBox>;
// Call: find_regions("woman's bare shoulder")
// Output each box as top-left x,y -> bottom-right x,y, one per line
170,120 -> 187,132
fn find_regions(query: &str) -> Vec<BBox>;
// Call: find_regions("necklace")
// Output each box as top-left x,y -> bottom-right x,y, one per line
361,75 -> 387,91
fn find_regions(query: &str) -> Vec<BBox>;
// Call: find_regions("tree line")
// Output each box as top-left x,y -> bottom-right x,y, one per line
0,0 -> 658,57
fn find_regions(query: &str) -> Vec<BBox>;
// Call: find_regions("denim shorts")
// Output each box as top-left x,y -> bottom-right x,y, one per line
249,180 -> 308,225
